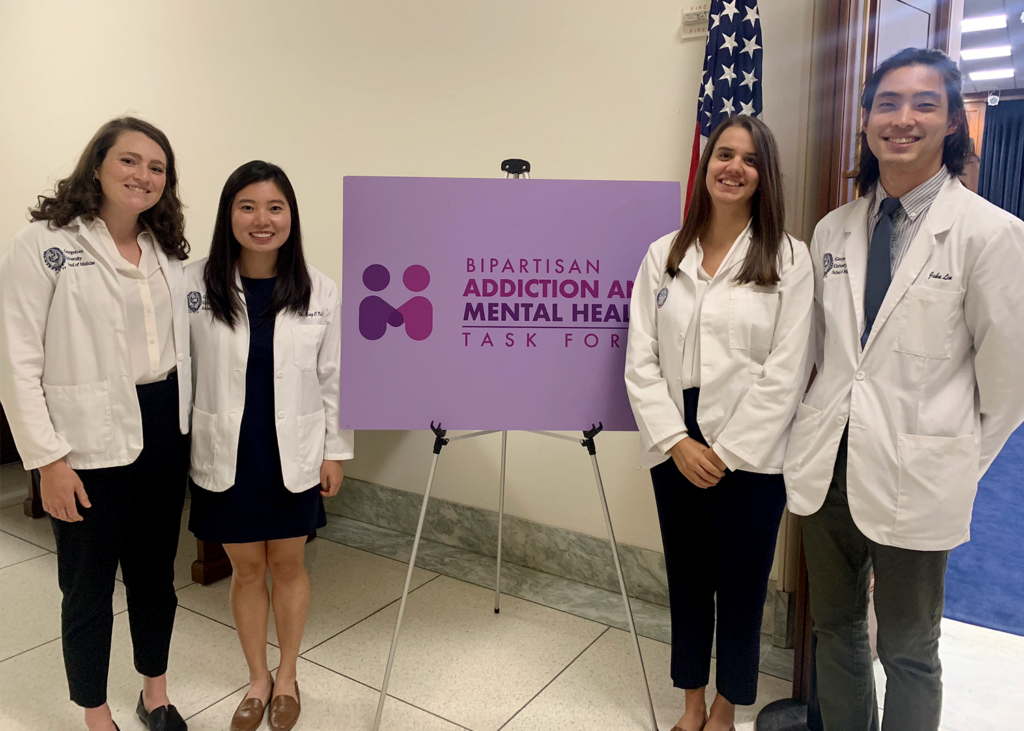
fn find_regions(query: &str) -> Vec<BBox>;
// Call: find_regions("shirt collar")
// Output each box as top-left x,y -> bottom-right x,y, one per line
86,217 -> 159,277
871,166 -> 950,222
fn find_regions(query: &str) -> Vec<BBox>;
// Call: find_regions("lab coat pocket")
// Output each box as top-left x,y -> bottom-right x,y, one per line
783,401 -> 823,473
894,286 -> 962,359
729,290 -> 779,353
895,433 -> 978,540
297,409 -> 326,474
190,408 -> 218,475
291,324 -> 324,371
43,381 -> 113,454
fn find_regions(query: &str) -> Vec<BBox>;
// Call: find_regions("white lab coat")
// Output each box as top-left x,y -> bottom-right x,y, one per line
784,178 -> 1024,550
625,227 -> 815,472
186,260 -> 354,493
0,218 -> 191,470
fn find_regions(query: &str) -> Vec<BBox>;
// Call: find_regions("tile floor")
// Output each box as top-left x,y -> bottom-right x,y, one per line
1,503 -> 1021,730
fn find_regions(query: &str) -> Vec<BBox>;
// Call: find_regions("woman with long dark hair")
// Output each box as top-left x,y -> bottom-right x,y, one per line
186,160 -> 353,731
0,117 -> 192,731
625,116 -> 814,731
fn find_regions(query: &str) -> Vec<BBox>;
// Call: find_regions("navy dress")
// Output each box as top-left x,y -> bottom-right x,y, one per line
189,276 -> 327,544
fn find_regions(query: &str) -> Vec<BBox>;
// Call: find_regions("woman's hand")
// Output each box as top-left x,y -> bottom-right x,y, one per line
704,446 -> 728,473
668,438 -> 725,488
39,459 -> 90,521
319,460 -> 344,497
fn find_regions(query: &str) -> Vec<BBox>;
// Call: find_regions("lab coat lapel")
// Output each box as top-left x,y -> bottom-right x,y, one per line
842,197 -> 871,343
862,178 -> 966,352
71,217 -> 120,276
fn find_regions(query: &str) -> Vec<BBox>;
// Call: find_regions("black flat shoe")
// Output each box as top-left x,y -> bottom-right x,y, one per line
136,691 -> 187,731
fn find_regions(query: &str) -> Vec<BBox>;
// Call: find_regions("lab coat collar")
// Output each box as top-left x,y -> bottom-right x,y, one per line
676,219 -> 753,284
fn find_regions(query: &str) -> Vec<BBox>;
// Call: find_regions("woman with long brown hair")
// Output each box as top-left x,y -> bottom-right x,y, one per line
0,117 -> 192,731
625,116 -> 814,731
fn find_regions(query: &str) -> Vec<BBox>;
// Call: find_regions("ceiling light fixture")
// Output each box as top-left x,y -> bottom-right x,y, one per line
961,45 -> 1012,60
969,68 -> 1015,81
961,15 -> 1008,32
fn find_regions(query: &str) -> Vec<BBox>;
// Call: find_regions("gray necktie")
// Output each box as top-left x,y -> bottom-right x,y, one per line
862,197 -> 902,347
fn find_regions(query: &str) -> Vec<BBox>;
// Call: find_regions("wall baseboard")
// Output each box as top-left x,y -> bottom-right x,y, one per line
325,476 -> 795,648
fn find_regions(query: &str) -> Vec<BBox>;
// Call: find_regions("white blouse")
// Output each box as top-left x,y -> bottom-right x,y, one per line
657,234 -> 746,471
89,218 -> 177,384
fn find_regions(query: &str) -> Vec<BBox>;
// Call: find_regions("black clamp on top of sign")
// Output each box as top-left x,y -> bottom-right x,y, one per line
429,421 -> 449,454
580,423 -> 604,456
501,159 -> 531,178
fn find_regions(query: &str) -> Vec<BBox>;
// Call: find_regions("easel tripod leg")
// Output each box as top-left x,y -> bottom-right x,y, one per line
495,430 -> 507,613
589,453 -> 659,731
372,452 -> 441,731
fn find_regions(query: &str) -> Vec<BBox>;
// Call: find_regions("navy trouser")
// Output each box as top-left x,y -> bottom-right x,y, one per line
650,388 -> 786,705
51,376 -> 188,708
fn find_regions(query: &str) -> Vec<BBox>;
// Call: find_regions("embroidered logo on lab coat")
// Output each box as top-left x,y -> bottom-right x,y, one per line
823,253 -> 834,276
187,291 -> 203,313
656,287 -> 669,308
43,247 -> 66,272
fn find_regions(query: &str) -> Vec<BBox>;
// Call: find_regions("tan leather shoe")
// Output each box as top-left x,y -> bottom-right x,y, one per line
268,681 -> 300,731
230,679 -> 272,731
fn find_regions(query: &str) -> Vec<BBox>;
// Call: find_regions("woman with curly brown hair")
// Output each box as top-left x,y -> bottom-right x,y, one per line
0,117 -> 192,731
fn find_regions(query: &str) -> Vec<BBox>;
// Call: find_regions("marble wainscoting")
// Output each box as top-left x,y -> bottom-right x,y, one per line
324,476 -> 794,648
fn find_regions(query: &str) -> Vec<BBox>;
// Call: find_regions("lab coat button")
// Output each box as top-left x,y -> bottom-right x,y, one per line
277,411 -> 285,419
177,353 -> 184,361
276,371 -> 284,379
855,371 -> 866,381
837,416 -> 846,425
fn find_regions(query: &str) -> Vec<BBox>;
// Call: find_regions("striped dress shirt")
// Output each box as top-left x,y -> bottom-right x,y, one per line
867,166 -> 950,275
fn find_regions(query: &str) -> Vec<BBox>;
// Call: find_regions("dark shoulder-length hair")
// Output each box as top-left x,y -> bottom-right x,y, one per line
856,47 -> 970,196
666,115 -> 789,285
204,160 -> 312,329
29,116 -> 188,260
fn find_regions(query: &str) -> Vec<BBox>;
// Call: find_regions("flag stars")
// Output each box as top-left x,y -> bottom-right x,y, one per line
720,97 -> 736,115
720,63 -> 737,84
721,0 -> 740,21
720,32 -> 739,54
742,35 -> 762,57
739,100 -> 757,116
743,5 -> 760,26
704,76 -> 716,98
740,69 -> 758,90
710,12 -> 721,29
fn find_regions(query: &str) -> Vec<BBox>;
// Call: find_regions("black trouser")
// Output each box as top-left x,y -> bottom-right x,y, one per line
650,388 -> 787,705
51,376 -> 188,708
803,429 -> 948,731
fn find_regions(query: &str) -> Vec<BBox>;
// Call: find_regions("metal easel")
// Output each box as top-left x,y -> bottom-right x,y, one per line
371,160 -> 658,731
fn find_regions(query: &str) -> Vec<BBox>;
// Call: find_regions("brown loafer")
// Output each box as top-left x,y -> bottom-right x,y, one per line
231,678 -> 273,731
268,681 -> 300,731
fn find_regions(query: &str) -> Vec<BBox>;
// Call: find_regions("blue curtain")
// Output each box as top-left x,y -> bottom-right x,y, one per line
978,99 -> 1024,220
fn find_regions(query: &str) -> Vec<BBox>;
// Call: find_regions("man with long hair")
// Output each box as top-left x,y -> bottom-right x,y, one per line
783,48 -> 1024,731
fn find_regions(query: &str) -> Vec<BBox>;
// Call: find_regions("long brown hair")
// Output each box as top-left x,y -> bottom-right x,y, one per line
29,117 -> 189,260
666,116 -> 789,285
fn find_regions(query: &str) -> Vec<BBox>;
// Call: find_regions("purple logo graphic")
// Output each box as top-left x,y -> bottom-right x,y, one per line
359,264 -> 433,341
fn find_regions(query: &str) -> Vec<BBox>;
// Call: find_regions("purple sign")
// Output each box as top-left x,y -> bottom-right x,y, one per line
340,176 -> 681,431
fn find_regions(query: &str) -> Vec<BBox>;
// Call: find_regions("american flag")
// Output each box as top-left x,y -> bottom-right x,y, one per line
685,0 -> 764,212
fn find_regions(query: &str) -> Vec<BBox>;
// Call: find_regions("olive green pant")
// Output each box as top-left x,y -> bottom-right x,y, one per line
802,433 -> 948,731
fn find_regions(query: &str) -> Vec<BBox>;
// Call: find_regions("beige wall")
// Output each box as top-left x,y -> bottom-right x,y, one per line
0,0 -> 816,557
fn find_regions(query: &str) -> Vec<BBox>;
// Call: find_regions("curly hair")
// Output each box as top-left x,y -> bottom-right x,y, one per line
29,117 -> 189,260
